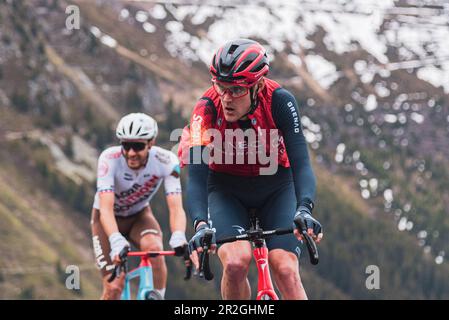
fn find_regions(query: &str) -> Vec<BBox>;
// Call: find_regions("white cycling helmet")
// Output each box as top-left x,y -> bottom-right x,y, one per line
116,113 -> 158,141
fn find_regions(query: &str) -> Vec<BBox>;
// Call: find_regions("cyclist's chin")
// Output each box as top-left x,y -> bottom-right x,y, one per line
127,159 -> 143,170
223,112 -> 240,123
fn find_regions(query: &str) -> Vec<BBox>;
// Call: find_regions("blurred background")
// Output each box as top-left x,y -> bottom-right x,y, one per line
0,0 -> 448,299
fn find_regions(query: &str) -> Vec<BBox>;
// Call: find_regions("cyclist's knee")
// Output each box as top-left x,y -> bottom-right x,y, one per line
140,237 -> 167,269
223,260 -> 250,280
218,243 -> 252,278
270,253 -> 300,283
222,254 -> 252,278
140,235 -> 163,252
273,263 -> 299,280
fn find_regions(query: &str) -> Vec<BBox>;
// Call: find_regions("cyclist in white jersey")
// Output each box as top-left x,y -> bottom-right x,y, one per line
91,113 -> 188,300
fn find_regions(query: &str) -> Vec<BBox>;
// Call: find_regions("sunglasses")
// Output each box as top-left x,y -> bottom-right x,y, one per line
121,141 -> 147,152
213,81 -> 250,98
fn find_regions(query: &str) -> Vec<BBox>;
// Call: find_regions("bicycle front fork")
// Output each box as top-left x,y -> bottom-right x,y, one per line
253,247 -> 278,300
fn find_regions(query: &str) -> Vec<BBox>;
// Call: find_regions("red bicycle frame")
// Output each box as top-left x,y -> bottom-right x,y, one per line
253,246 -> 278,300
199,211 -> 319,300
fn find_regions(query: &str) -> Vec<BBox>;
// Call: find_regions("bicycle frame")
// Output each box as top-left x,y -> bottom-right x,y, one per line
121,251 -> 175,300
253,246 -> 278,300
199,211 -> 318,300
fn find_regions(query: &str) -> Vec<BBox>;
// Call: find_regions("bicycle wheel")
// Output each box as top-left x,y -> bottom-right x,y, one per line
144,290 -> 163,300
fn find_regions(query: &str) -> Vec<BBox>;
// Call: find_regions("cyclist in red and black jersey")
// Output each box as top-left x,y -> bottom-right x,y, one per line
180,39 -> 323,300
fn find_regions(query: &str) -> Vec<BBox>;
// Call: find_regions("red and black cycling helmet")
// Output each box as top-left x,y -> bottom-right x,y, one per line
210,39 -> 269,87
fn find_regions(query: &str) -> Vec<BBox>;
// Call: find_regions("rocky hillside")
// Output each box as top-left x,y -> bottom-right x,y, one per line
0,0 -> 448,299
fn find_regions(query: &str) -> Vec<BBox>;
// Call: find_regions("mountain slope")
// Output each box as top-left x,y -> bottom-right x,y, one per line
0,0 -> 448,299
0,133 -> 101,299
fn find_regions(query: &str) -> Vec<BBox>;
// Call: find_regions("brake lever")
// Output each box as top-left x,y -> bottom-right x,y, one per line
294,216 -> 319,265
183,245 -> 192,280
198,230 -> 214,281
107,246 -> 130,283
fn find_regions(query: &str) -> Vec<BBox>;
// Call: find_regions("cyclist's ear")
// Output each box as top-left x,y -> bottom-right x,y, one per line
147,139 -> 156,148
257,78 -> 265,91
252,79 -> 265,100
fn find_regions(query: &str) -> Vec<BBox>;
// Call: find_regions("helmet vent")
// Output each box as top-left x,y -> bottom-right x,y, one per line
251,62 -> 266,72
129,121 -> 134,134
236,60 -> 251,73
221,63 -> 232,75
228,44 -> 239,54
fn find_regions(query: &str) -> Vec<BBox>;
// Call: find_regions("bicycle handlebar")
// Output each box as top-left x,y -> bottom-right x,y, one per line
216,227 -> 293,244
107,246 -> 192,283
199,223 -> 319,281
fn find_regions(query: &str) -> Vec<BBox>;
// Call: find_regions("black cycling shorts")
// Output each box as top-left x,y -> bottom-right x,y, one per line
207,166 -> 303,258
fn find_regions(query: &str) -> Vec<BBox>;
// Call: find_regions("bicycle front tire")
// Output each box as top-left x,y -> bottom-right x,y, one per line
144,290 -> 163,300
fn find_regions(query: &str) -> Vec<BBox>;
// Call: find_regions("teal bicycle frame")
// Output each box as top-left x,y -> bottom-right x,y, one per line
122,251 -> 175,300
108,249 -> 191,300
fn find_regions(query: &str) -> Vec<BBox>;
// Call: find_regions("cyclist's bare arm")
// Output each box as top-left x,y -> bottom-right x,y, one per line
99,192 -> 125,265
99,192 -> 119,237
166,193 -> 187,233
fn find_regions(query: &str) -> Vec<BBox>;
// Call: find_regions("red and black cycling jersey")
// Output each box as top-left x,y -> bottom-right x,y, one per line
179,79 -> 316,226
181,78 -> 290,175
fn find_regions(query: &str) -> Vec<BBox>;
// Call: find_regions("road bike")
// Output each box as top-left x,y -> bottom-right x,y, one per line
108,246 -> 191,300
198,209 -> 319,300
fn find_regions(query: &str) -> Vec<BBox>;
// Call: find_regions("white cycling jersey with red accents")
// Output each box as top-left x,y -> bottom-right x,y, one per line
93,145 -> 182,217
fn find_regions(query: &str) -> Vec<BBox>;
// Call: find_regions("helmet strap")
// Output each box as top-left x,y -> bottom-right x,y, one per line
241,86 -> 259,119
